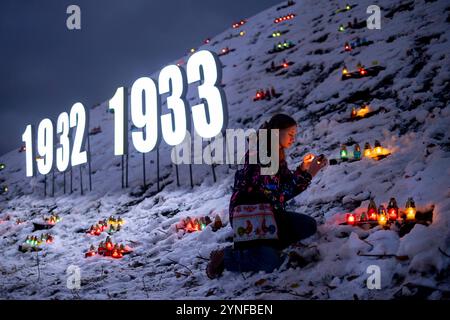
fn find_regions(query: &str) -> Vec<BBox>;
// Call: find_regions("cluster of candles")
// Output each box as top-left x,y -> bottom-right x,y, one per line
25,233 -> 54,247
363,141 -> 391,159
342,64 -> 369,77
350,105 -> 371,118
218,47 -> 232,56
340,144 -> 362,161
232,20 -> 246,29
271,31 -> 284,38
85,236 -> 131,259
44,214 -> 61,225
340,141 -> 390,161
177,216 -> 211,232
274,13 -> 295,24
273,40 -> 294,51
87,216 -> 125,236
346,197 -> 417,226
254,87 -> 279,101
344,38 -> 370,52
176,215 -> 223,233
280,60 -> 291,69
267,59 -> 292,72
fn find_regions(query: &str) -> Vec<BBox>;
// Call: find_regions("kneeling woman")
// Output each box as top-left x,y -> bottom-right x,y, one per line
207,114 -> 327,278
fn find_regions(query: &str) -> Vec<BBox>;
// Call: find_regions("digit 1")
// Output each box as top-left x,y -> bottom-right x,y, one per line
22,124 -> 35,177
109,87 -> 129,156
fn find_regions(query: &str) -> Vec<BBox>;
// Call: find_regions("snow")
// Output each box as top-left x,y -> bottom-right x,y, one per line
0,0 -> 449,299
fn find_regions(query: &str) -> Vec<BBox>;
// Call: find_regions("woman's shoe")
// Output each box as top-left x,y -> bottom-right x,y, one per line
206,249 -> 225,279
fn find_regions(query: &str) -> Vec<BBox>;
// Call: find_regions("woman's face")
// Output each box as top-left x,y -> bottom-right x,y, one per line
279,125 -> 297,149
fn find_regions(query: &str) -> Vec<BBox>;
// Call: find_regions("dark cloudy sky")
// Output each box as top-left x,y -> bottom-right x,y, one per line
0,0 -> 282,155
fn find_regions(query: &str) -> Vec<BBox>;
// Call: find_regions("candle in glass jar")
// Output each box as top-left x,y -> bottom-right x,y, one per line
405,197 -> 416,220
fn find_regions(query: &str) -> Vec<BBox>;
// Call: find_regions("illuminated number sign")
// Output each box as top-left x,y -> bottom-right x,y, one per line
22,50 -> 227,179
109,50 -> 227,155
22,103 -> 88,177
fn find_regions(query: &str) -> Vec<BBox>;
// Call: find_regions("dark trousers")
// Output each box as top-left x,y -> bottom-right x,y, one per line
223,212 -> 317,273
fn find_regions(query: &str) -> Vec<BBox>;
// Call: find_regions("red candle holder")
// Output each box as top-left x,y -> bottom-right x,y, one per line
388,208 -> 398,221
368,210 -> 378,221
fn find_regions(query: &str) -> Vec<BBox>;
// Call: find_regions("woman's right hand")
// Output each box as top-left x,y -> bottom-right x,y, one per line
307,155 -> 327,177
300,153 -> 315,172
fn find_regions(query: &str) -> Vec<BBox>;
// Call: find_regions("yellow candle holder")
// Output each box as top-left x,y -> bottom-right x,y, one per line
406,207 -> 416,221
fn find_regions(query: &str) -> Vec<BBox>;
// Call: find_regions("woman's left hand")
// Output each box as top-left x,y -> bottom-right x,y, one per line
307,155 -> 328,177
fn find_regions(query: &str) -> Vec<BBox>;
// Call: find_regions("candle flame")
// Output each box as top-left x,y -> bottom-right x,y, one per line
356,105 -> 370,117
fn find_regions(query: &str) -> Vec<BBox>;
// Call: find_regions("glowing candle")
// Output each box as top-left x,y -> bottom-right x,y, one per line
353,144 -> 361,160
405,197 -> 416,220
342,66 -> 348,75
346,213 -> 356,225
367,199 -> 378,221
374,140 -> 382,155
364,142 -> 372,158
359,212 -> 368,222
344,42 -> 352,51
105,237 -> 113,251
340,145 -> 348,160
194,219 -> 200,231
387,198 -> 399,221
377,205 -> 388,226
339,25 -> 345,32
356,105 -> 370,117
112,244 -> 123,258
185,217 -> 194,232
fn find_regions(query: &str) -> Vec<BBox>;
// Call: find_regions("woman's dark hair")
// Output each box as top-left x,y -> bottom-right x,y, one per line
264,114 -> 297,131
259,114 -> 297,161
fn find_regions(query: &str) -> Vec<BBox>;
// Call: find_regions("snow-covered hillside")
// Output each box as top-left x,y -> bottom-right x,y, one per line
1,0 -> 449,299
